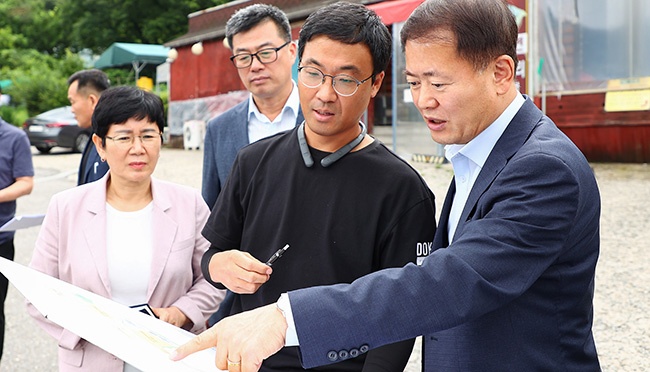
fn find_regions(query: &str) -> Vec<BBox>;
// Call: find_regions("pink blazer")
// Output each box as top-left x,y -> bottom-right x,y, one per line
27,173 -> 225,371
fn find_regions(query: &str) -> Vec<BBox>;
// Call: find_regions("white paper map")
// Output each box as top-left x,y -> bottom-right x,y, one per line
0,214 -> 45,231
0,257 -> 223,372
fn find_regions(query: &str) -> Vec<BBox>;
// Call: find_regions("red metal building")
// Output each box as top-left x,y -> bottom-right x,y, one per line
165,0 -> 650,163
523,0 -> 650,163
163,0 -> 422,146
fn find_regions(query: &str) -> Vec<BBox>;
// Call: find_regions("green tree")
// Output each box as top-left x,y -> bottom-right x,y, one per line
1,0 -> 231,55
0,26 -> 27,50
0,0 -> 233,118
0,0 -> 70,57
57,0 -> 228,53
1,47 -> 83,115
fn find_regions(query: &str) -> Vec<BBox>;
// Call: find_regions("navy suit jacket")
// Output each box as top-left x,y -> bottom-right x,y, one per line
77,136 -> 109,185
201,100 -> 303,209
289,98 -> 601,371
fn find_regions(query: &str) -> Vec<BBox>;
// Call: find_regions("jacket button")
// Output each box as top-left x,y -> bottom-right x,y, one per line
359,344 -> 369,353
327,351 -> 338,362
349,348 -> 359,357
338,350 -> 349,359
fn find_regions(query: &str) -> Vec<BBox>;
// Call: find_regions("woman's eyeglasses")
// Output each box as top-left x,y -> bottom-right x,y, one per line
104,133 -> 162,148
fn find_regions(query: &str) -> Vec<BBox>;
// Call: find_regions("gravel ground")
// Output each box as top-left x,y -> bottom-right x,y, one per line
1,145 -> 648,371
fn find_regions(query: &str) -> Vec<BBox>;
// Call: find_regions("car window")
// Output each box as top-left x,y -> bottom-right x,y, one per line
35,106 -> 77,123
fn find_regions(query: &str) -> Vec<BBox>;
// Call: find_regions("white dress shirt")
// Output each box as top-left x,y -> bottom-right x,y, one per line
247,81 -> 300,143
445,93 -> 525,242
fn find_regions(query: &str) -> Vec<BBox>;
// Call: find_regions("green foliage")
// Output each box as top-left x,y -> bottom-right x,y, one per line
105,68 -> 135,87
11,69 -> 68,115
157,86 -> 169,122
0,105 -> 29,127
0,26 -> 27,50
0,0 -> 69,57
1,49 -> 84,116
54,0 -> 229,54
0,0 -> 234,116
1,0 -> 231,55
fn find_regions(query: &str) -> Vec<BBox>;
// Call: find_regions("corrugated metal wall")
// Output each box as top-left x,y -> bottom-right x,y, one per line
170,40 -> 243,101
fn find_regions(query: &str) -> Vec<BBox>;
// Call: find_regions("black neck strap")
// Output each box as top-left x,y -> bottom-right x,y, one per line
297,121 -> 367,168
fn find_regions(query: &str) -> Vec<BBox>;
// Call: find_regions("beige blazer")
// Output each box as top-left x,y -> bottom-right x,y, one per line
27,173 -> 224,371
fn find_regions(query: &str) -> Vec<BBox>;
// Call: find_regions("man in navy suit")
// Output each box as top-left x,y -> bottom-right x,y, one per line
201,4 -> 303,210
68,69 -> 110,185
174,0 -> 601,371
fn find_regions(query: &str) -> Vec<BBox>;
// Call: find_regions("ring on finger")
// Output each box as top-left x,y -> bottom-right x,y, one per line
227,358 -> 241,366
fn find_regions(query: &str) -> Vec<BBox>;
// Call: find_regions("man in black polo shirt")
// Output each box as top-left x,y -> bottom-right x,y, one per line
199,3 -> 437,371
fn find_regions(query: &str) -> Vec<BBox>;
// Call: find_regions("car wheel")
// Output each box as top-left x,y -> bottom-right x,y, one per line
74,132 -> 90,153
36,145 -> 52,154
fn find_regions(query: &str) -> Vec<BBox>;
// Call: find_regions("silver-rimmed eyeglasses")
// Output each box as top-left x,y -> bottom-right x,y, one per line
297,66 -> 373,97
230,41 -> 291,69
104,132 -> 162,148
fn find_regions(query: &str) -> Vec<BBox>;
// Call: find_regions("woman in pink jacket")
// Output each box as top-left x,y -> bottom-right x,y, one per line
27,86 -> 224,371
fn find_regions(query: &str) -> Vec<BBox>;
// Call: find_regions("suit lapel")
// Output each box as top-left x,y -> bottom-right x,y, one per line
78,136 -> 93,184
434,179 -> 455,249
452,98 -> 542,240
83,174 -> 112,297
147,178 -> 178,300
235,101 -> 250,145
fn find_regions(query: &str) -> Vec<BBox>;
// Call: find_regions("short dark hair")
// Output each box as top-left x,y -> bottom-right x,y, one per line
67,69 -> 110,97
298,1 -> 391,78
225,4 -> 291,50
92,86 -> 165,144
400,0 -> 518,72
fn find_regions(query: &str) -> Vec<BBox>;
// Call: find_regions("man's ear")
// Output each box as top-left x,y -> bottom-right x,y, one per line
287,41 -> 298,64
370,71 -> 385,98
493,55 -> 515,95
88,93 -> 100,109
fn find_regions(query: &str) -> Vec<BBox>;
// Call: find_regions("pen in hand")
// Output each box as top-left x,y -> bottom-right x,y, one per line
211,244 -> 289,317
265,244 -> 290,266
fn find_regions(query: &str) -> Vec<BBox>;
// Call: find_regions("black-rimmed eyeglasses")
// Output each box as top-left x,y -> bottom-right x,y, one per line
230,41 -> 291,69
297,66 -> 373,97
